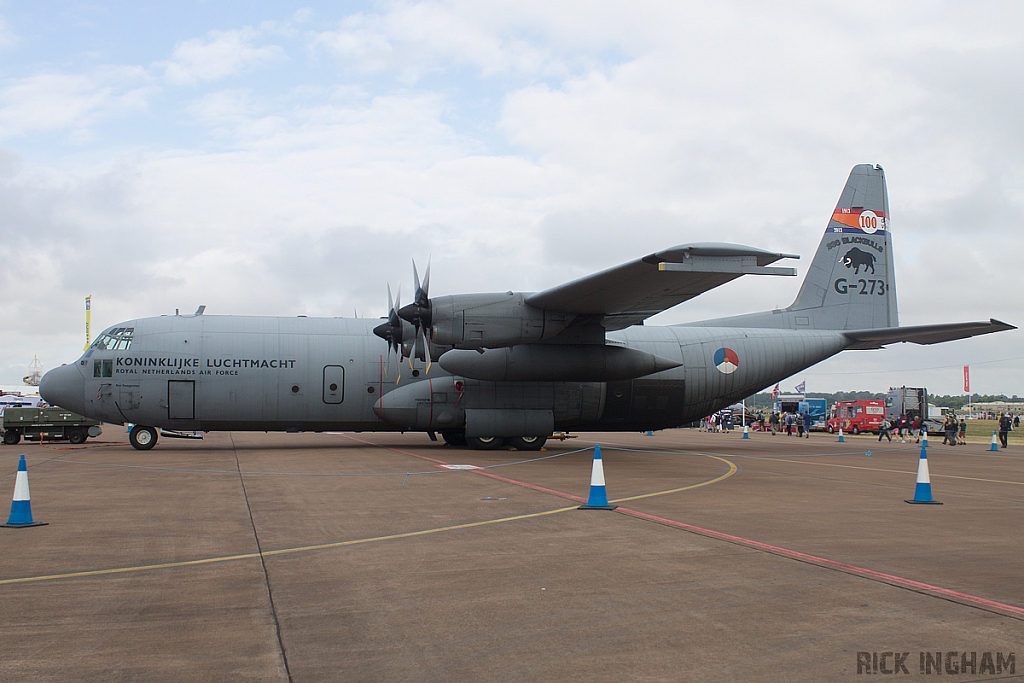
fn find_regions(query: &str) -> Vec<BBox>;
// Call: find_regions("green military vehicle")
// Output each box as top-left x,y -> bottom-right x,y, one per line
1,406 -> 103,445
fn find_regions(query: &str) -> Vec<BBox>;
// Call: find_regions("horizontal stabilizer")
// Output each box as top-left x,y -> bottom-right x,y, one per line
843,319 -> 1016,350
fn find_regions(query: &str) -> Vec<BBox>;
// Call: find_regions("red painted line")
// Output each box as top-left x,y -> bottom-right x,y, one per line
616,508 -> 1024,618
339,434 -> 586,500
377,355 -> 383,421
340,434 -> 451,466
339,434 -> 1024,619
468,469 -> 587,503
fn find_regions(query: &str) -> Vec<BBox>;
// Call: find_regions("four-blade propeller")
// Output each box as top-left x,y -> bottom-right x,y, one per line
372,259 -> 433,378
371,283 -> 405,358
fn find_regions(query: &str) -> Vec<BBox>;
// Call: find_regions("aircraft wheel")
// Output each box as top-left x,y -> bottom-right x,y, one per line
440,429 -> 468,447
467,436 -> 506,451
129,426 -> 158,450
510,435 -> 547,451
851,426 -> 860,435
3,430 -> 21,446
68,428 -> 87,445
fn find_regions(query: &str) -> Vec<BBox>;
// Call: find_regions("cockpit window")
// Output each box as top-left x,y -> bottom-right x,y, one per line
93,359 -> 113,378
91,327 -> 134,351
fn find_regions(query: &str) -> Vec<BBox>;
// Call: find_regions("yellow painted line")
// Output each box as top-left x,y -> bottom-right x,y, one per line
0,552 -> 264,586
259,506 -> 578,557
768,458 -> 1024,487
1,455 -> 738,587
611,455 -> 738,503
0,507 -> 577,586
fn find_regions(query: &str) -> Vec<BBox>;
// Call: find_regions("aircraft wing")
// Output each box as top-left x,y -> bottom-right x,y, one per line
843,319 -> 1017,350
524,243 -> 798,331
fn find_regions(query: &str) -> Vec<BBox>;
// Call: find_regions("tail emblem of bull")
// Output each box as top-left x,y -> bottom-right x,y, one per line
841,247 -> 876,275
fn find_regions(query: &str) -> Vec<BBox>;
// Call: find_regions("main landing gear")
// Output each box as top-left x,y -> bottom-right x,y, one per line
440,429 -> 547,451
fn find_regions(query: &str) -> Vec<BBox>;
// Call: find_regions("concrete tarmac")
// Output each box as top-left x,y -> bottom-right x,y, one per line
2,428 -> 1023,682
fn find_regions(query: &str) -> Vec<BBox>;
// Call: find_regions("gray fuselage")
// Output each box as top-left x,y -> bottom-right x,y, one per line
42,314 -> 849,434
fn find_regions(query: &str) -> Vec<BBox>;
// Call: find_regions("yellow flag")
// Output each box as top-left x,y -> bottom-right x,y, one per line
84,296 -> 92,350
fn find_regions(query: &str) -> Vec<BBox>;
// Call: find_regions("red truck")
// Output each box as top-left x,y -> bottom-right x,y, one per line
826,399 -> 886,435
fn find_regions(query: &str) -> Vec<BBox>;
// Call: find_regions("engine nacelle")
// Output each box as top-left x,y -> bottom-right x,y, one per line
373,376 -> 606,433
374,376 -> 464,431
438,344 -> 681,382
429,293 -> 574,349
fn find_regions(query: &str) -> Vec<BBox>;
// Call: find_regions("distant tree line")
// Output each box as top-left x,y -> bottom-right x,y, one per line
927,393 -> 1023,409
745,391 -> 1023,410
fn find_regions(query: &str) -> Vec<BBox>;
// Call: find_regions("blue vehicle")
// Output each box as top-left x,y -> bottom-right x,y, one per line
800,398 -> 828,430
773,395 -> 827,431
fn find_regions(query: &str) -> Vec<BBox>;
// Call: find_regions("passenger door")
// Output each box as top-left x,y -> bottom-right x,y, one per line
323,365 -> 345,404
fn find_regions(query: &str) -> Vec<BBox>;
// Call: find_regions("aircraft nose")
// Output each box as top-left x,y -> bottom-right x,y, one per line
39,363 -> 85,413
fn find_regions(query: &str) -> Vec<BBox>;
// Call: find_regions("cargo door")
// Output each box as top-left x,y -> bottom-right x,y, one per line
323,365 -> 345,404
168,380 -> 195,420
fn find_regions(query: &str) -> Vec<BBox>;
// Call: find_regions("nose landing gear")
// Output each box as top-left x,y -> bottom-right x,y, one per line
129,426 -> 158,450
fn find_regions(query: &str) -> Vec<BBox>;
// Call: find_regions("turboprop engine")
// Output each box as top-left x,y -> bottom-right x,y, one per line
414,292 -> 576,350
376,263 -> 580,356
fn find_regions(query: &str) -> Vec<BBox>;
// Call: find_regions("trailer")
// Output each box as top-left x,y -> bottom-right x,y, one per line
885,386 -> 943,433
1,406 -> 102,445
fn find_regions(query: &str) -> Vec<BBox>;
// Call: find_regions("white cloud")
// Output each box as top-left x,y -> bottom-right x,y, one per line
163,27 -> 286,85
311,2 -> 565,80
2,2 -> 1024,396
0,67 -> 152,140
0,14 -> 17,51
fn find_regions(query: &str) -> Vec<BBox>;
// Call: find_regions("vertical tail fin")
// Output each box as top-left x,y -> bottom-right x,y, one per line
789,164 -> 898,329
681,164 -> 899,331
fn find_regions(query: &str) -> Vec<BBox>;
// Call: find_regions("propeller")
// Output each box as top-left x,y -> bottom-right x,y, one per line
375,259 -> 434,378
399,258 -> 433,370
372,283 -> 405,359
399,258 -> 431,338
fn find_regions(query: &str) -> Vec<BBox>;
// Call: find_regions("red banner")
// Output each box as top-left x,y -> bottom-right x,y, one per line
964,365 -> 970,394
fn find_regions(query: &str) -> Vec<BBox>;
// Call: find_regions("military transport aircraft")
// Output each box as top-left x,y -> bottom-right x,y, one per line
40,164 -> 1013,450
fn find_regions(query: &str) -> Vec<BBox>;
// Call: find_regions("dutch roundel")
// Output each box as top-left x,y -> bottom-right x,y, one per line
714,347 -> 740,374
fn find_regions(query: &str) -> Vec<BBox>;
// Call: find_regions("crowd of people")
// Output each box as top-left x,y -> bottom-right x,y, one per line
933,412 -> 1016,448
703,409 -> 815,437
876,414 -> 925,443
699,408 -> 1017,449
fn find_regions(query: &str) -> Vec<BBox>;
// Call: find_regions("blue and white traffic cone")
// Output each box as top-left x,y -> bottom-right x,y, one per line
991,431 -> 1000,451
905,444 -> 942,505
922,429 -> 928,447
742,425 -> 750,439
2,455 -> 48,528
837,426 -> 845,443
578,444 -> 617,510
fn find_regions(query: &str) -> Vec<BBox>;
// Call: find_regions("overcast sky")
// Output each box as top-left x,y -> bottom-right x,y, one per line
1,1 -> 1022,396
